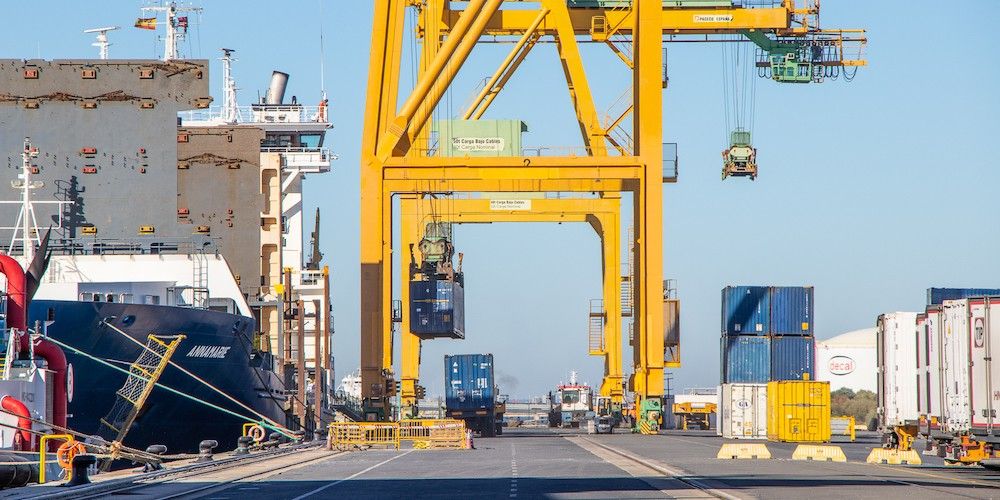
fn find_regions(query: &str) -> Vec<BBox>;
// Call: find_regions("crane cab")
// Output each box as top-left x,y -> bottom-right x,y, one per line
722,129 -> 757,180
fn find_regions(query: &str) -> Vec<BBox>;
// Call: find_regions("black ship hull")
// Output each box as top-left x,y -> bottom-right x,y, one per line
28,300 -> 288,454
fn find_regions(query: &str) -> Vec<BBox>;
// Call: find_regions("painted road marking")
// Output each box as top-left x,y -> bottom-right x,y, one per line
290,451 -> 414,500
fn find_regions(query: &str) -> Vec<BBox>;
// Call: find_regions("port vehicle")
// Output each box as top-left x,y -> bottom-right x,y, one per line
551,372 -> 593,428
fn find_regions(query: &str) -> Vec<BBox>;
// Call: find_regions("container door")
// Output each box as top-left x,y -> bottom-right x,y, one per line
876,316 -> 887,427
969,301 -> 991,429
942,302 -> 971,432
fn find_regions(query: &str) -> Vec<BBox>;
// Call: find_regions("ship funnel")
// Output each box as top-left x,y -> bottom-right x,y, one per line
265,71 -> 289,105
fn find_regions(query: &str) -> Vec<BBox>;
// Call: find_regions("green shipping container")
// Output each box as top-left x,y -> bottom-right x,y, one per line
437,120 -> 528,158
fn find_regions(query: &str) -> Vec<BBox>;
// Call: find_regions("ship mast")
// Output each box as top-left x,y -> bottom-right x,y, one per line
141,2 -> 201,61
11,138 -> 41,262
220,48 -> 238,124
84,26 -> 120,60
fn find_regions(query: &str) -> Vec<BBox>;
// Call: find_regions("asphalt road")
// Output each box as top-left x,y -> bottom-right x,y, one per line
102,428 -> 1000,500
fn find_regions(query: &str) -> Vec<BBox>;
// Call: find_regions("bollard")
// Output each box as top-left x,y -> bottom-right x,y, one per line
143,445 -> 167,472
195,440 -> 218,463
66,454 -> 97,487
234,436 -> 253,456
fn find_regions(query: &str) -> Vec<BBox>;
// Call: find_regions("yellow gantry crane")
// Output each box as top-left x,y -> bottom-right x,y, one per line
398,194 -> 626,416
359,0 -> 866,426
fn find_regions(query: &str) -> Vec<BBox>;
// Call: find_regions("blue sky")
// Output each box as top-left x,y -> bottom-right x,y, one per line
1,1 -> 998,398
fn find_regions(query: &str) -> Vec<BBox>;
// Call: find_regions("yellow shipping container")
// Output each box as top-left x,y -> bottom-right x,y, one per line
766,380 -> 831,443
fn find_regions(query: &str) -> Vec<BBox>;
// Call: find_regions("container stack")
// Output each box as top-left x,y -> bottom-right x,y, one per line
719,286 -> 816,439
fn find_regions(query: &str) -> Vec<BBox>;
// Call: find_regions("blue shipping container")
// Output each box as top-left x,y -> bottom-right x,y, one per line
770,336 -> 815,381
411,278 -> 465,339
770,286 -> 814,335
444,354 -> 495,413
927,288 -> 1000,306
721,335 -> 770,383
721,286 -> 770,335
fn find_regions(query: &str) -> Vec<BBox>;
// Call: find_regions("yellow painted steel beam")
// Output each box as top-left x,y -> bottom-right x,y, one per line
411,0 -> 447,158
377,0 -> 487,161
360,0 -> 409,412
379,0 -> 504,161
464,8 -> 549,120
398,195 -> 625,407
544,0 -> 607,156
631,0 -> 665,401
441,7 -> 794,36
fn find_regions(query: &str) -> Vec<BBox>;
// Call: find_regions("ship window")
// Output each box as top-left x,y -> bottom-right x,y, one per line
562,392 -> 580,405
143,295 -> 160,305
120,294 -> 133,304
47,308 -> 55,322
80,292 -> 94,301
106,294 -> 115,303
300,134 -> 321,148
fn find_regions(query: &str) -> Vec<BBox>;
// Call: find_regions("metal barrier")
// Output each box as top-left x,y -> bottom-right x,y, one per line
831,416 -> 856,442
328,422 -> 400,450
400,419 -> 468,449
39,434 -> 74,484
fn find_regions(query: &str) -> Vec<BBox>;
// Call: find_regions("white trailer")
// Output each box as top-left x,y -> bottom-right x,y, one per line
915,309 -> 943,424
877,312 -> 920,429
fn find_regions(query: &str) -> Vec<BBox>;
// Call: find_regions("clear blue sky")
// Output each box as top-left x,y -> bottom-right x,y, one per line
2,1 -> 998,398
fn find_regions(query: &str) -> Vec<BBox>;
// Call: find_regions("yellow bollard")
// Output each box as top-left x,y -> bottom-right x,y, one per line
716,443 -> 772,459
792,444 -> 847,462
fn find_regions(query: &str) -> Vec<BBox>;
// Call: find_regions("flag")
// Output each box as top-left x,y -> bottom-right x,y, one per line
177,16 -> 188,30
134,17 -> 157,30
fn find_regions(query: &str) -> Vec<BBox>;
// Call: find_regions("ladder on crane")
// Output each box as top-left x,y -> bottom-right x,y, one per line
588,299 -> 605,356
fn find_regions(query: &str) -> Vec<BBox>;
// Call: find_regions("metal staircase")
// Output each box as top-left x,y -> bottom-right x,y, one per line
191,252 -> 209,308
588,299 -> 605,355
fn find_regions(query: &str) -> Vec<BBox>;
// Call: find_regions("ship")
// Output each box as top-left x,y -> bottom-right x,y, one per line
0,4 -> 334,454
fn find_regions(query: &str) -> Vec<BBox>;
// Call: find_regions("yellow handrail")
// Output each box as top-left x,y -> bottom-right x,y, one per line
39,434 -> 74,484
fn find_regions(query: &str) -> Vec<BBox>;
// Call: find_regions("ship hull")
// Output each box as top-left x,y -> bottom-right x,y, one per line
28,300 -> 288,454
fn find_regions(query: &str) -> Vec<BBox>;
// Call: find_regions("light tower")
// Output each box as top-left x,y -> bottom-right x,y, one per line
84,26 -> 120,60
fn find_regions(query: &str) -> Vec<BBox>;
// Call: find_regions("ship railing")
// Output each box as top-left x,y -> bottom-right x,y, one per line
178,105 -> 330,126
14,237 -> 222,257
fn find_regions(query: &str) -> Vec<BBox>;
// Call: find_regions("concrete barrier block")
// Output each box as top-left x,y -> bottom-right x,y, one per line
717,443 -> 772,459
866,448 -> 921,465
792,444 -> 847,462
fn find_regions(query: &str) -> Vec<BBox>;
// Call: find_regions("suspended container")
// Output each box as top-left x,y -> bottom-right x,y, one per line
770,336 -> 815,381
766,379 -> 831,443
769,286 -> 814,335
721,286 -> 769,335
721,335 -> 770,384
720,383 -> 767,439
410,278 -> 465,339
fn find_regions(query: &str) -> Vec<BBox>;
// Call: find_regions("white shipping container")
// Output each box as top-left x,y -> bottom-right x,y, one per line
720,383 -> 767,439
967,298 -> 1000,431
877,312 -> 919,428
941,300 -> 972,433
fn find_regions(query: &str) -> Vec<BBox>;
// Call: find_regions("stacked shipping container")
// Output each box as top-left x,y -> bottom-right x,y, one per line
719,286 -> 816,440
720,286 -> 815,383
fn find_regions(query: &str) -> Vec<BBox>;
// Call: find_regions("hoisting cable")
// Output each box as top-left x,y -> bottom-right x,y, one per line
98,319 -> 297,435
43,336 -> 295,439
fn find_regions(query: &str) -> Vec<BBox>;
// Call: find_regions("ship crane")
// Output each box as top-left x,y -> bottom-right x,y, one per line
359,0 -> 867,431
83,26 -> 120,60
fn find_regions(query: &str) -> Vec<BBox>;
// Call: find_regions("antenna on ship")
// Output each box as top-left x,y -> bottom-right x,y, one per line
9,138 -> 43,262
220,48 -> 239,124
84,26 -> 120,60
137,1 -> 202,61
